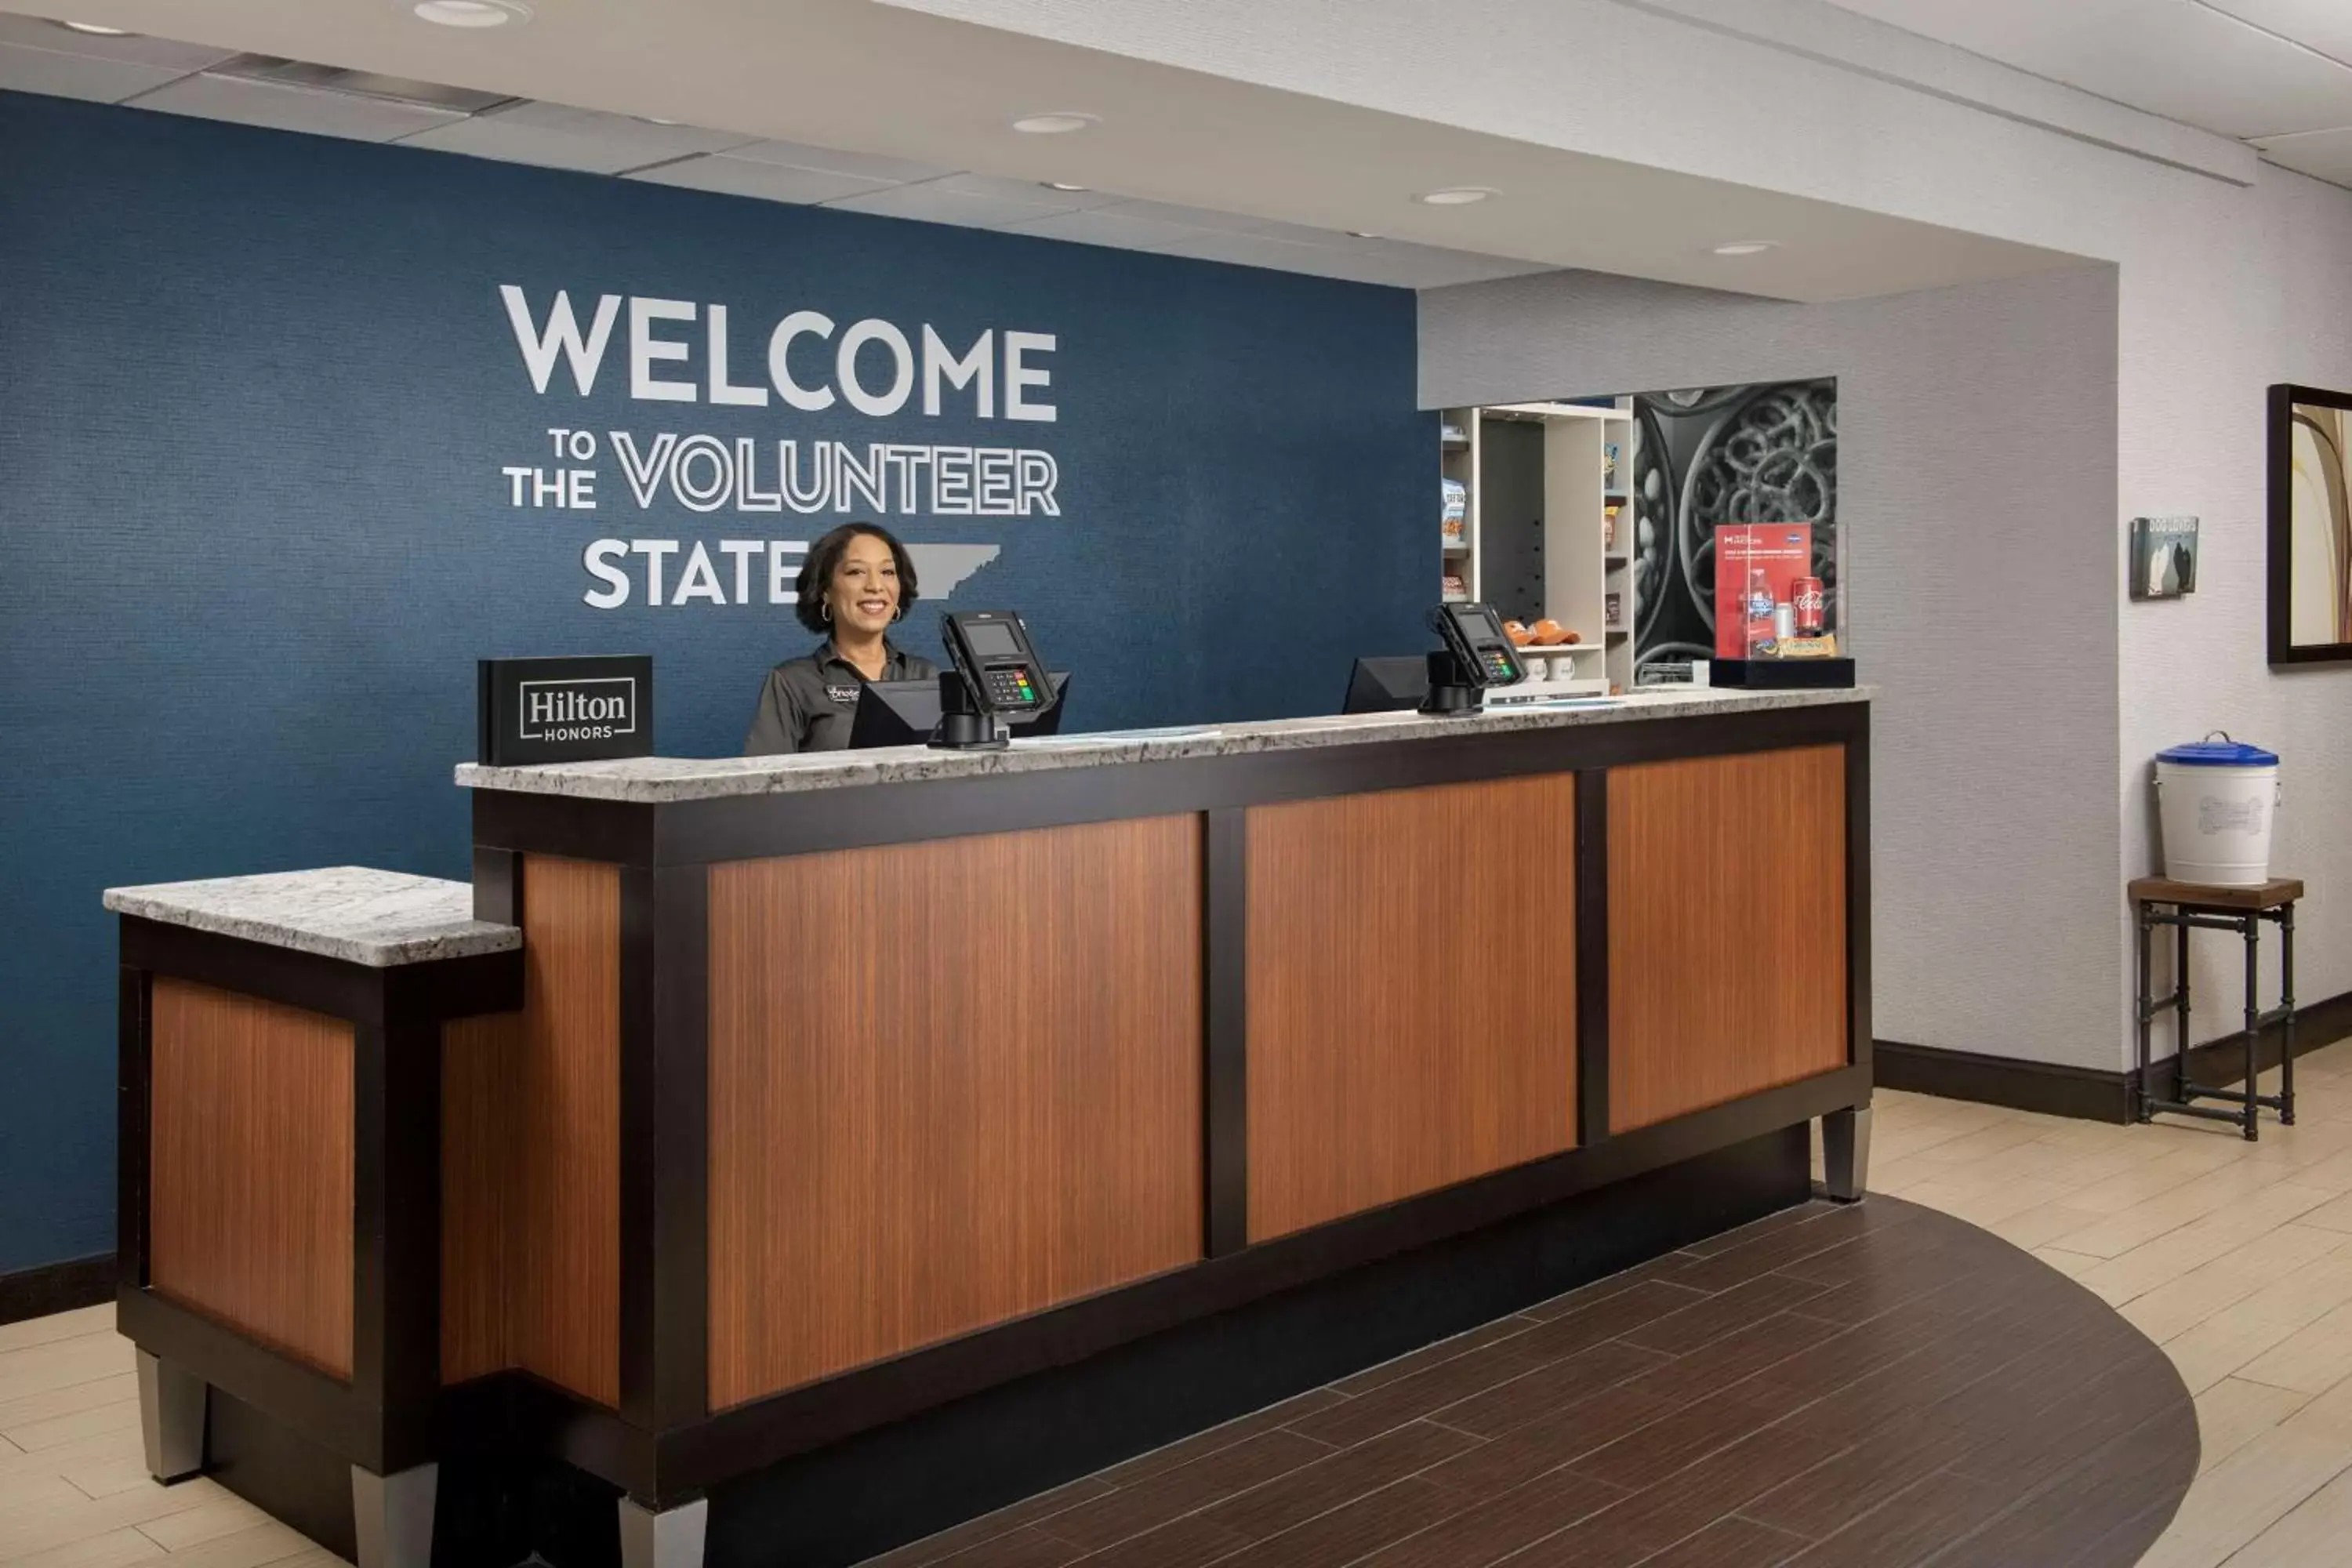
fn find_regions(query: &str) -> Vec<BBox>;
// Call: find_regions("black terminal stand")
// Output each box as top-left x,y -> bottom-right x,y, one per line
1417,649 -> 1485,715
928,670 -> 1014,750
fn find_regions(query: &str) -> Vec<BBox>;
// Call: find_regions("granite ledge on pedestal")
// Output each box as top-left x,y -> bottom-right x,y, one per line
454,684 -> 1873,805
103,866 -> 520,968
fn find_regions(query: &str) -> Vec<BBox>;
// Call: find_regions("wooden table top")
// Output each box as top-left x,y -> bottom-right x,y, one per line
2130,876 -> 2303,911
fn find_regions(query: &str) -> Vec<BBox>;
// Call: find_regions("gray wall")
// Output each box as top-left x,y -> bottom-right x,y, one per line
1421,264 -> 2122,1069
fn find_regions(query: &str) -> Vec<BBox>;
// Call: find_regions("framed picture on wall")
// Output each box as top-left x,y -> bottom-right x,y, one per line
2269,383 -> 2352,664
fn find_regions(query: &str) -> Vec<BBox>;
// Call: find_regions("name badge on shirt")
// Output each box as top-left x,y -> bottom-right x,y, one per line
825,683 -> 860,706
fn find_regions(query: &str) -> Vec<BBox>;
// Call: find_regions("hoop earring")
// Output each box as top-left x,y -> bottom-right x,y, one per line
893,604 -> 905,621
822,601 -> 832,623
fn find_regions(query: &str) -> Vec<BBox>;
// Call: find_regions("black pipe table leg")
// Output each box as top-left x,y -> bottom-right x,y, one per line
2281,904 -> 2298,1125
2241,913 -> 2261,1140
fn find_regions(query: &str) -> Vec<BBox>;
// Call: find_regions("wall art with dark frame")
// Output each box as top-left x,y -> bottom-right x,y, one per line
2269,383 -> 2352,666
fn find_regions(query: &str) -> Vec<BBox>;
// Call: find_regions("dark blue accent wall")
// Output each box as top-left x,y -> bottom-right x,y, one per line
0,89 -> 1430,1275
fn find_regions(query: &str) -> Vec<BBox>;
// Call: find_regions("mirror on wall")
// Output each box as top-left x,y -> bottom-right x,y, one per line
2270,384 -> 2352,665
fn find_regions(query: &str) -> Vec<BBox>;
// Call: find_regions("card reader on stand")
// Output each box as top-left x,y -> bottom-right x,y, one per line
931,610 -> 1058,750
1420,601 -> 1526,715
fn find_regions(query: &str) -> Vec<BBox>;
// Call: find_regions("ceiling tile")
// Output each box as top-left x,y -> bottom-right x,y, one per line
396,101 -> 753,175
1828,0 -> 2352,139
720,137 -> 949,183
625,152 -> 896,205
922,170 -> 1118,210
0,13 -> 234,70
0,39 -> 184,101
822,180 -> 1066,227
2203,0 -> 2352,70
996,206 -> 1212,249
2252,125 -> 2352,186
1092,198 -> 1285,236
127,72 -> 470,142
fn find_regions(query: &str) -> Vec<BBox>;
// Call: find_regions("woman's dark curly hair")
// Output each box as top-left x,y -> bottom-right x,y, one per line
794,522 -> 919,636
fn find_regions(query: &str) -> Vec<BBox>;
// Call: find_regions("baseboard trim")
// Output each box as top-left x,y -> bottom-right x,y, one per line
0,1252 -> 113,1327
1878,986 -> 2352,1125
1876,1040 -> 2132,1123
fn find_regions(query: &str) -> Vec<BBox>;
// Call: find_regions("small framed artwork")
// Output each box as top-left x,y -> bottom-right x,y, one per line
2129,516 -> 2198,600
2270,384 -> 2352,664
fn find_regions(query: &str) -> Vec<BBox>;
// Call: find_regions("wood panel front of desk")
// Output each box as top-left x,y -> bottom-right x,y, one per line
448,722 -> 1859,1440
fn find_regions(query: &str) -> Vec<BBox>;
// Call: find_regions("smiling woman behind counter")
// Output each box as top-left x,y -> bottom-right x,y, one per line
743,522 -> 939,754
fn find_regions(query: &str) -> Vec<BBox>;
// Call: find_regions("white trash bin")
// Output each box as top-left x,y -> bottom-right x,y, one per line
2155,735 -> 2280,887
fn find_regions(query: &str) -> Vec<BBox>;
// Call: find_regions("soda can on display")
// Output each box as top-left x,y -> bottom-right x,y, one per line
1791,576 -> 1826,634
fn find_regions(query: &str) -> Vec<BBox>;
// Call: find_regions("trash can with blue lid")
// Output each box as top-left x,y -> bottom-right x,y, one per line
2155,735 -> 2280,887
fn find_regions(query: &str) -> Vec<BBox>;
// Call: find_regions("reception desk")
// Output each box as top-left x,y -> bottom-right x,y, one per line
111,687 -> 1871,1568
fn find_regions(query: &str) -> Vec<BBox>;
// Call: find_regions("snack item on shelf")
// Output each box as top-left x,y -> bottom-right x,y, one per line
1559,628 -> 1581,644
1530,618 -> 1567,645
1504,619 -> 1533,646
1441,571 -> 1466,601
1440,477 -> 1467,539
1603,505 -> 1619,550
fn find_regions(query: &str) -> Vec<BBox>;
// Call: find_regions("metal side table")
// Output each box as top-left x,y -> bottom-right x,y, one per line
2131,876 -> 2300,1140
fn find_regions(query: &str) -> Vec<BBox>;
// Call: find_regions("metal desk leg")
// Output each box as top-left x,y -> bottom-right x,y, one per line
2241,913 -> 2261,1141
136,1351 -> 204,1483
621,1495 -> 710,1568
2134,905 -> 2154,1122
2281,903 -> 2298,1124
1823,1105 -> 1871,1202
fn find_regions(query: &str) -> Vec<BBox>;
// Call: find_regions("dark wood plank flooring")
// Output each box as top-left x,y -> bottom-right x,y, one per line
854,1197 -> 2197,1568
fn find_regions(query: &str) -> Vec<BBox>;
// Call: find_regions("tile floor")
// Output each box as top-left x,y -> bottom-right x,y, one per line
9,1036 -> 2352,1566
1867,1033 -> 2352,1566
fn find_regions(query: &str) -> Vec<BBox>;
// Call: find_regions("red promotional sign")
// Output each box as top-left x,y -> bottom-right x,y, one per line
1714,523 -> 1813,658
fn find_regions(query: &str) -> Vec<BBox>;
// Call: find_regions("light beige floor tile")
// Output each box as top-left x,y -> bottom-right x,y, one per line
134,1494 -> 270,1552
2278,1364 -> 2352,1444
137,1520 -> 315,1568
1896,1172 -> 2079,1226
2031,1245 -> 2106,1280
2192,1377 -> 2316,1474
2121,1225 -> 2350,1344
2223,1457 -> 2352,1567
2057,1159 -> 2303,1258
2296,1190 -> 2352,1234
2242,1301 -> 2352,1395
0,1376 -> 138,1436
0,1472 -> 220,1559
2165,1311 -> 2309,1396
6,1399 -> 142,1456
0,1434 -> 136,1487
2154,1422 -> 2351,1564
1979,1201 -> 2109,1250
4,1525 -> 167,1568
2073,1185 -> 2338,1305
0,1340 -> 136,1407
0,1309 -> 114,1358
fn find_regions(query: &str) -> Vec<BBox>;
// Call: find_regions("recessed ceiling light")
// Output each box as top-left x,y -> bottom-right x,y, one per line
57,20 -> 135,35
412,0 -> 532,28
1011,112 -> 1098,135
1416,187 -> 1495,206
1346,230 -> 1380,239
1040,181 -> 1090,192
1711,240 -> 1779,256
636,116 -> 681,126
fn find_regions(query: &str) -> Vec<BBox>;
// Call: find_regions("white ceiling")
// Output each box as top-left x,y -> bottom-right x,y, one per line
1821,0 -> 2352,186
0,0 -> 2085,302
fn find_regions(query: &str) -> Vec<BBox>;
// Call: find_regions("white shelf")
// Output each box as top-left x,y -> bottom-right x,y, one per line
1442,539 -> 1471,555
1516,641 -> 1602,656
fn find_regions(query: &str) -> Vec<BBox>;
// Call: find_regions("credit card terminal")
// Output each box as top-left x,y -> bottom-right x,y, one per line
1428,601 -> 1526,687
942,611 -> 1054,714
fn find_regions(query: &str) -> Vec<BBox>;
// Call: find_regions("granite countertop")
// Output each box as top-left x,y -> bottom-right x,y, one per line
103,866 -> 521,967
456,685 -> 1872,805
